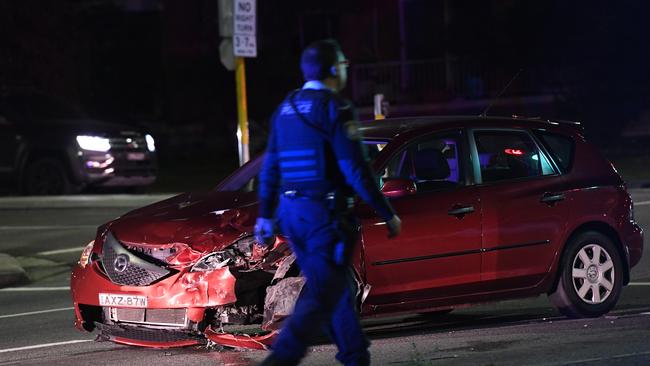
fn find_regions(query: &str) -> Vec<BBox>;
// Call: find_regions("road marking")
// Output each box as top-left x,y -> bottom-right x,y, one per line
0,340 -> 92,354
557,350 -> 650,365
0,225 -> 96,230
629,282 -> 650,286
38,246 -> 84,255
0,286 -> 70,292
634,201 -> 650,206
0,307 -> 74,319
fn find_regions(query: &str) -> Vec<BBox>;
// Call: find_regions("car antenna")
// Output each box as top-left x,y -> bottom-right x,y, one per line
480,68 -> 523,117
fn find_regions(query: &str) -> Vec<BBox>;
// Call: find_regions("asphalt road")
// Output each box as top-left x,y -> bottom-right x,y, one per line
0,191 -> 649,366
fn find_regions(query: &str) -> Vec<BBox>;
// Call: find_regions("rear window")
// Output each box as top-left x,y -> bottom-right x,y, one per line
534,131 -> 575,172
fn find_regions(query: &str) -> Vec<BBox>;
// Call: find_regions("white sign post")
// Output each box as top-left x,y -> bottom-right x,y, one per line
233,0 -> 257,57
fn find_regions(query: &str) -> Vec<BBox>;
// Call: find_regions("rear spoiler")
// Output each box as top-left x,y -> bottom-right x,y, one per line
520,116 -> 584,132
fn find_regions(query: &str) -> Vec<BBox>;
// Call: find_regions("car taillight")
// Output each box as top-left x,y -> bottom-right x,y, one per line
79,240 -> 95,268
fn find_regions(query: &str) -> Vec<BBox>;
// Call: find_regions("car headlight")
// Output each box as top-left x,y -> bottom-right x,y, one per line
79,240 -> 95,268
190,235 -> 261,272
232,235 -> 257,257
191,250 -> 238,272
145,134 -> 156,152
77,135 -> 111,152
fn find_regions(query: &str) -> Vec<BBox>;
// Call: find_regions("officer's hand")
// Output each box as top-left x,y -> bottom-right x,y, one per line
386,215 -> 402,238
254,217 -> 276,247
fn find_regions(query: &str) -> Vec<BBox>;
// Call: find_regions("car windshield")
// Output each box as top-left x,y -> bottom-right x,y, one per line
216,140 -> 388,192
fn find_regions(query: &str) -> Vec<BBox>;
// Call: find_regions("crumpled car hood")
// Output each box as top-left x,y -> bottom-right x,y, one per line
107,190 -> 259,253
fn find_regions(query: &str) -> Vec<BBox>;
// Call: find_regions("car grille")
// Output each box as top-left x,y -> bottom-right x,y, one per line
95,322 -> 204,344
101,232 -> 172,286
106,307 -> 188,327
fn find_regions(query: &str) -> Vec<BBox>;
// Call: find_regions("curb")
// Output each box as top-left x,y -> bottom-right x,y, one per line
0,194 -> 179,210
0,253 -> 28,288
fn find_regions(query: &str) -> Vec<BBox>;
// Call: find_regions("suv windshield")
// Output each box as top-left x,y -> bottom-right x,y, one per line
0,94 -> 84,122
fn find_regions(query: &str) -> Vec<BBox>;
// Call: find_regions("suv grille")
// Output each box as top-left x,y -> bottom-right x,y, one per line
101,232 -> 171,286
109,136 -> 147,151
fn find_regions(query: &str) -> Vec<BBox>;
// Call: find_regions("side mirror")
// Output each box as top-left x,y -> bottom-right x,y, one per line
381,178 -> 417,198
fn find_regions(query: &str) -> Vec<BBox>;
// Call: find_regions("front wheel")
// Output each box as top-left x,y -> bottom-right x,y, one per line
549,231 -> 624,318
22,158 -> 72,195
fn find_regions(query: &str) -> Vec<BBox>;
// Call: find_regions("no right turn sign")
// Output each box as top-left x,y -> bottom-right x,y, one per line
233,0 -> 257,57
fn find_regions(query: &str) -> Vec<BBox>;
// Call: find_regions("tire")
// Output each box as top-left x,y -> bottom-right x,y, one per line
549,231 -> 624,318
23,158 -> 72,196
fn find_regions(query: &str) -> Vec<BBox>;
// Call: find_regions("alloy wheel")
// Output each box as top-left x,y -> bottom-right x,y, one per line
571,244 -> 615,305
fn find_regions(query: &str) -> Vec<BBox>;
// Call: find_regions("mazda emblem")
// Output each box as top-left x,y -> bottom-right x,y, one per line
113,254 -> 130,273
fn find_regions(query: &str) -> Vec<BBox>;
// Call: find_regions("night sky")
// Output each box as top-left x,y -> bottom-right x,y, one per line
1,0 -> 648,161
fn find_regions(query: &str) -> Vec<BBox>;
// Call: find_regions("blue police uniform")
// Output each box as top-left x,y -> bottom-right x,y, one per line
258,80 -> 395,365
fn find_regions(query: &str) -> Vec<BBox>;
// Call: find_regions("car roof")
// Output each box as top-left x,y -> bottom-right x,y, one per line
359,115 -> 582,140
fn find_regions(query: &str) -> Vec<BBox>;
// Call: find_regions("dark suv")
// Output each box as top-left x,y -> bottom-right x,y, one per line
0,91 -> 157,195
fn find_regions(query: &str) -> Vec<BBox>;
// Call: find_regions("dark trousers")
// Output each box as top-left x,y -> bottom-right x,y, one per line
271,196 -> 370,366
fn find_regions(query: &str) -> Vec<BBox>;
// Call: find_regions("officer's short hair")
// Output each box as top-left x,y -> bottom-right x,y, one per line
300,39 -> 342,81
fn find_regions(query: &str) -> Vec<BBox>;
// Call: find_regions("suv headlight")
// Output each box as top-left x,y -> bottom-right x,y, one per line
145,134 -> 156,152
79,240 -> 95,268
77,135 -> 111,152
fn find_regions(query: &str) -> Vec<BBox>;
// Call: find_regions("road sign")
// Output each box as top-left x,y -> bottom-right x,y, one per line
217,0 -> 233,37
233,0 -> 256,57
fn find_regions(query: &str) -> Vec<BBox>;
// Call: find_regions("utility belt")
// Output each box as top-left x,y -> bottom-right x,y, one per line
282,190 -> 335,200
282,190 -> 353,211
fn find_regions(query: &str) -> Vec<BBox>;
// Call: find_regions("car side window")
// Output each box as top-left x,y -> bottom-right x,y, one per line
474,130 -> 555,183
383,133 -> 464,192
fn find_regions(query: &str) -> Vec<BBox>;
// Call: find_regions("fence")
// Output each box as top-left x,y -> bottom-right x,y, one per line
350,57 -> 548,106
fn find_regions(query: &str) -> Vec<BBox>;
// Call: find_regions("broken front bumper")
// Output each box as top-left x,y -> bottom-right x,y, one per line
71,262 -> 280,348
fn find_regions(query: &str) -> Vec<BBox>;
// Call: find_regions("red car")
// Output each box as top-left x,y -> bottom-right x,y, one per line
71,116 -> 644,349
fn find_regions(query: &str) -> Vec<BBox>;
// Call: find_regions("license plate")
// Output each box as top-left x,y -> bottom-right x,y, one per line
99,293 -> 147,308
127,152 -> 145,161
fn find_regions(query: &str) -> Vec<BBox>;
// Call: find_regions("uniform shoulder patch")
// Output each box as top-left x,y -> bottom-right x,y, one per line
344,120 -> 362,141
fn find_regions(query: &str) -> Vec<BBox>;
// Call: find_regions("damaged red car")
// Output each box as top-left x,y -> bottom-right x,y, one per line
71,116 -> 644,349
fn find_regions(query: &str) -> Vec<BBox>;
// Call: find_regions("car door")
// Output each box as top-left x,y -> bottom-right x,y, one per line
470,128 -> 569,290
359,129 -> 483,307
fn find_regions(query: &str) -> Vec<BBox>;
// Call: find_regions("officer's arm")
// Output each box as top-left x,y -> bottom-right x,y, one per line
258,113 -> 280,219
330,103 -> 395,221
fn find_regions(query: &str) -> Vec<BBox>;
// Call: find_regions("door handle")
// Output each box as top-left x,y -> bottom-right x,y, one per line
541,192 -> 565,206
448,205 -> 475,218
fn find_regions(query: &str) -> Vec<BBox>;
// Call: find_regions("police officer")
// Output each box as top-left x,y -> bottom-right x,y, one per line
255,39 -> 401,366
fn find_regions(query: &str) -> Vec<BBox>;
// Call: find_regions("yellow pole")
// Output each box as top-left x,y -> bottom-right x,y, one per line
235,56 -> 250,165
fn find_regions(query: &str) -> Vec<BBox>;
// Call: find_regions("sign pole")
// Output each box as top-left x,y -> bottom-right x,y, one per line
235,56 -> 250,165
220,0 -> 255,166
